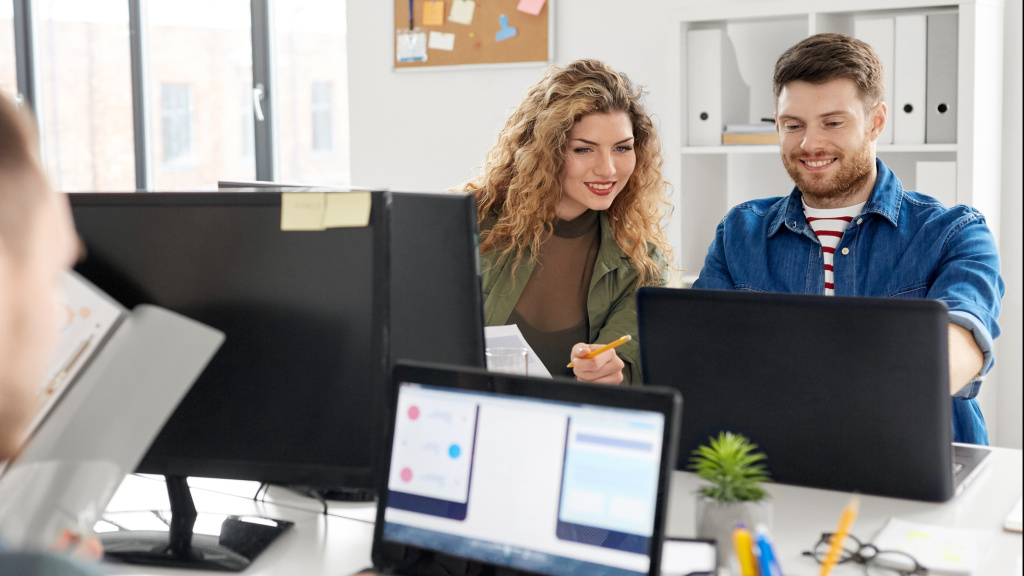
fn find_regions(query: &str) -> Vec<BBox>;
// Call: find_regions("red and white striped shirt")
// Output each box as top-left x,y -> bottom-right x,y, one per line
802,201 -> 865,295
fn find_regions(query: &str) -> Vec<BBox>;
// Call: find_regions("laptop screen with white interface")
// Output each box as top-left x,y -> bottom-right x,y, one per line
382,382 -> 665,576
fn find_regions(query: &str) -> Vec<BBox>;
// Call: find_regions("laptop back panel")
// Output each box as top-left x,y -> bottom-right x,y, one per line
373,362 -> 681,576
637,288 -> 955,502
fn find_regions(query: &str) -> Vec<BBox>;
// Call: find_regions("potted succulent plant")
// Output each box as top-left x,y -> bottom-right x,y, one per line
689,431 -> 772,564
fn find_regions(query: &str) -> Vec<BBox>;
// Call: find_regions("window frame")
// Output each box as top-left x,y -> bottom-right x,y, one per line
13,0 -> 283,190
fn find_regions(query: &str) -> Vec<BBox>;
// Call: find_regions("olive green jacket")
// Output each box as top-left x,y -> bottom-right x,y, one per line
479,211 -> 669,385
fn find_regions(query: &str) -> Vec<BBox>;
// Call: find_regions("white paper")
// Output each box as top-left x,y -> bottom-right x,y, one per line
428,31 -> 455,51
661,539 -> 717,576
30,271 -> 123,438
1006,497 -> 1023,533
448,0 -> 474,25
871,517 -> 994,575
484,325 -> 551,378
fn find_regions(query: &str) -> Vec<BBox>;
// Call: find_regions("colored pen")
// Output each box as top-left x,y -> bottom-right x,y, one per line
755,524 -> 783,576
732,523 -> 758,576
819,496 -> 859,576
567,334 -> 631,368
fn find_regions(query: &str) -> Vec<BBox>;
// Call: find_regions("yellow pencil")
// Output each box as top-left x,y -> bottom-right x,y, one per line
567,334 -> 631,368
819,496 -> 860,576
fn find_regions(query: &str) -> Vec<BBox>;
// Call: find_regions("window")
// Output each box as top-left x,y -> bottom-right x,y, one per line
0,1 -> 15,101
34,0 -> 135,191
160,83 -> 192,164
311,81 -> 333,153
274,0 -> 350,185
147,0 -> 254,189
5,0 -> 350,190
241,82 -> 254,158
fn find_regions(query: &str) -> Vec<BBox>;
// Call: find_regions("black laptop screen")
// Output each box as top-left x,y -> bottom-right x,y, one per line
380,382 -> 666,576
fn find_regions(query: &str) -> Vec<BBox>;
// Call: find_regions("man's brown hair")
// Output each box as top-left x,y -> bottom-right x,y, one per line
0,94 -> 47,257
773,33 -> 885,111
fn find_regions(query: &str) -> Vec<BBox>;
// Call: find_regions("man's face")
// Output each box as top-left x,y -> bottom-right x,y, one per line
775,78 -> 886,208
0,182 -> 77,460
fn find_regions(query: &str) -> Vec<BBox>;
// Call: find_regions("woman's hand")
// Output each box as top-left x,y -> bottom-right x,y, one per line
569,342 -> 624,385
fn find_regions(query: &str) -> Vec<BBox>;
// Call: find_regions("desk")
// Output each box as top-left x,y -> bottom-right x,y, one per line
666,447 -> 1023,575
99,449 -> 1023,575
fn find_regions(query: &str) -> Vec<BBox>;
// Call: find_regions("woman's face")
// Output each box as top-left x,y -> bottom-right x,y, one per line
556,111 -> 636,220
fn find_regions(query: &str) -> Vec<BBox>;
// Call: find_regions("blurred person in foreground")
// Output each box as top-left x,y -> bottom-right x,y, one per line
0,93 -> 103,575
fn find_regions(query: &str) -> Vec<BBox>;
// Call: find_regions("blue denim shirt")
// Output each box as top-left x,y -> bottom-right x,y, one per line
694,159 -> 1004,445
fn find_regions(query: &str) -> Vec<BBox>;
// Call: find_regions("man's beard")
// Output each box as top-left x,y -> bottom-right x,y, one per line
782,136 -> 874,206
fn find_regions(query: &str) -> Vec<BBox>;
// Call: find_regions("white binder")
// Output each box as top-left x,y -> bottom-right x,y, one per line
926,13 -> 958,143
854,17 -> 895,145
893,15 -> 927,144
686,28 -> 748,146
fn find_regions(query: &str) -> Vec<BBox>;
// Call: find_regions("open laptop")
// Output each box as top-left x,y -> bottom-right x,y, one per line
636,288 -> 990,503
360,362 -> 681,576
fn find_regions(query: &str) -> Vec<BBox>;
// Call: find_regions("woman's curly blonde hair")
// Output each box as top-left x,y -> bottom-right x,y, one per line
457,59 -> 674,286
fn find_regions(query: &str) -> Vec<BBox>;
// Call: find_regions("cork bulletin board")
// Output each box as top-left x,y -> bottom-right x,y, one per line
393,0 -> 552,69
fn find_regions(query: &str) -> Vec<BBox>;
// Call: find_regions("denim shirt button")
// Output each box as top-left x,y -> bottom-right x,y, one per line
841,247 -> 850,255
856,218 -> 863,225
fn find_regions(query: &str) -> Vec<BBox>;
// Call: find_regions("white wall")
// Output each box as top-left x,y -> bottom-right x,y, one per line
995,0 -> 1022,449
345,0 -> 682,244
345,1 -> 1022,448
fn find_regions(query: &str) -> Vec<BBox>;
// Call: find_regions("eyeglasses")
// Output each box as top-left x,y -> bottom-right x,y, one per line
803,532 -> 930,575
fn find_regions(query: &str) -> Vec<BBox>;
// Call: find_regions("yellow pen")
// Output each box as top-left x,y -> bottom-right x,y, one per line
732,523 -> 758,576
566,334 -> 631,368
819,496 -> 860,576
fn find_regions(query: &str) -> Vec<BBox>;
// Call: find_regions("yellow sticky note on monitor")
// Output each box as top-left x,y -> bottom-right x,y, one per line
281,193 -> 326,231
324,192 -> 371,228
422,0 -> 444,26
449,0 -> 474,25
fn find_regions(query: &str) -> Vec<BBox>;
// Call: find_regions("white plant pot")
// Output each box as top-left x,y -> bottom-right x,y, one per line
694,496 -> 773,566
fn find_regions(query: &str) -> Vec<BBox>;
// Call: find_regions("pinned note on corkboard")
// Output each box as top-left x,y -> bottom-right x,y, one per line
394,0 -> 552,69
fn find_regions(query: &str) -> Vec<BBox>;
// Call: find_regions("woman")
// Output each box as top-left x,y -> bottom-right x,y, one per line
459,59 -> 674,385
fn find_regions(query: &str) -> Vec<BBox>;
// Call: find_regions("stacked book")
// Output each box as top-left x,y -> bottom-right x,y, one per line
722,122 -> 778,145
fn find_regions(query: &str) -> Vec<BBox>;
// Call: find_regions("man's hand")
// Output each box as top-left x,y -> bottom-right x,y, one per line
569,343 -> 624,385
948,323 -> 984,395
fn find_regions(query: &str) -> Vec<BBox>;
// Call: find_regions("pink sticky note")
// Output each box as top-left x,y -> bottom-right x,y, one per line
516,0 -> 546,16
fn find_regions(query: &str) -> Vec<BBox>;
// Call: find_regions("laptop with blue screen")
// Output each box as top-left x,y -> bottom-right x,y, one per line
358,362 -> 681,576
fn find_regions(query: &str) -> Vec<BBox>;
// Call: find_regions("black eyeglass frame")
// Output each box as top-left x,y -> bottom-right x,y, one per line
802,532 -> 930,575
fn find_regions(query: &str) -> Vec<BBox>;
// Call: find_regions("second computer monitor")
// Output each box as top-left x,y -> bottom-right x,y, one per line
389,191 -> 486,371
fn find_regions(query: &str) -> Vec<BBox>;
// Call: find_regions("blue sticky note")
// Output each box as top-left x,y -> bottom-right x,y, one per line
496,14 -> 517,41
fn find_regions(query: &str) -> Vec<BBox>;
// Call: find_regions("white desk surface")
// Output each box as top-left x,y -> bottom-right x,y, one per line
99,448 -> 1023,576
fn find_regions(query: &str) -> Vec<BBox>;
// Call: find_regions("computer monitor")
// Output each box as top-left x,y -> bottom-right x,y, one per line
69,191 -> 390,569
388,191 -> 486,372
214,182 -> 487,375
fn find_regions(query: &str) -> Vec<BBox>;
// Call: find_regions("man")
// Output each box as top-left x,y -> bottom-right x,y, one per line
0,95 -> 102,573
693,34 -> 1004,445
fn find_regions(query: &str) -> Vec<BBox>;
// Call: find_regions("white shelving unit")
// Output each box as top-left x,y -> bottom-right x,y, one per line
674,0 -> 1005,278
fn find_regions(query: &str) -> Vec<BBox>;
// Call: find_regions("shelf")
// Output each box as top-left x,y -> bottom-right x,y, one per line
681,143 -> 958,156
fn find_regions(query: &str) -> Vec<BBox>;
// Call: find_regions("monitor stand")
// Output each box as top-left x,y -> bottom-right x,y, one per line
98,476 -> 293,572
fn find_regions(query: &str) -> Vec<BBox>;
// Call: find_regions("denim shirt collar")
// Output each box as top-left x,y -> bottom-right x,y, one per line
768,158 -> 903,238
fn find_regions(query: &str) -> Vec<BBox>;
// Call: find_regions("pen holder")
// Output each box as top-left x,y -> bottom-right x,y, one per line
694,496 -> 772,566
